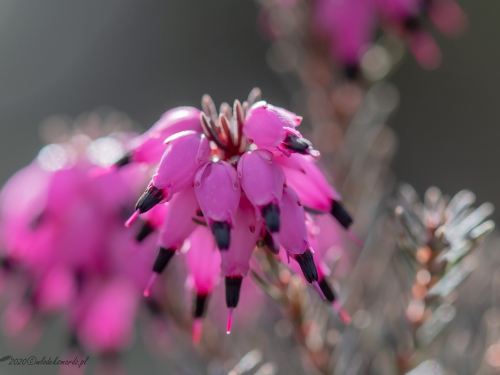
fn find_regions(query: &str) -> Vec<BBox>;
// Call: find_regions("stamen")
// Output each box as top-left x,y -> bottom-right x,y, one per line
262,203 -> 280,233
226,307 -> 234,334
225,276 -> 243,308
282,134 -> 317,155
313,280 -> 327,301
134,186 -> 166,215
294,250 -> 318,283
114,152 -> 132,168
192,318 -> 203,344
332,301 -> 352,325
347,230 -> 364,249
125,210 -> 140,227
318,278 -> 336,302
212,222 -> 231,250
136,221 -> 155,242
153,247 -> 176,274
143,273 -> 158,297
330,201 -> 354,229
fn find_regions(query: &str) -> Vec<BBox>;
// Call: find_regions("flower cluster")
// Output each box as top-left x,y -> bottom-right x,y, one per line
262,0 -> 467,74
120,89 -> 359,337
0,118 -> 161,360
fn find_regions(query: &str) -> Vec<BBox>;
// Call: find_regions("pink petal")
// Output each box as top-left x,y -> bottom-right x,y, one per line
152,132 -> 209,199
194,161 -> 241,225
279,187 -> 309,254
129,107 -> 202,164
185,226 -> 221,295
158,186 -> 199,250
243,101 -> 293,150
238,150 -> 284,208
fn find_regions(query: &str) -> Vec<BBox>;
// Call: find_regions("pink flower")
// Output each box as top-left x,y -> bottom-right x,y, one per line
243,101 -> 319,157
237,150 -> 284,233
220,195 -> 263,332
195,161 -> 241,250
124,91 -> 358,337
117,107 -> 202,166
185,226 -> 221,342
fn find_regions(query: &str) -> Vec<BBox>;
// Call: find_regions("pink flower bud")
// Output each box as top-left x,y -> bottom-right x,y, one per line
279,186 -> 309,255
152,131 -> 210,200
238,150 -> 284,207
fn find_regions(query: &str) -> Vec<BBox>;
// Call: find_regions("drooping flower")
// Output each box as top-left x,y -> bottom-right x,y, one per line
268,0 -> 468,74
124,89 -> 360,335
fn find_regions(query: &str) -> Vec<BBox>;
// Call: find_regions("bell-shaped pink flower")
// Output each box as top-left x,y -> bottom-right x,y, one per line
237,150 -> 284,233
220,195 -> 263,333
185,226 -> 221,343
279,186 -> 309,255
244,102 -> 318,156
274,153 -> 341,211
195,161 -> 241,250
153,131 -> 210,197
134,203 -> 169,243
279,189 -> 319,285
186,226 -> 221,296
143,187 -> 199,297
120,107 -> 202,166
127,131 -> 209,225
274,153 -> 361,247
